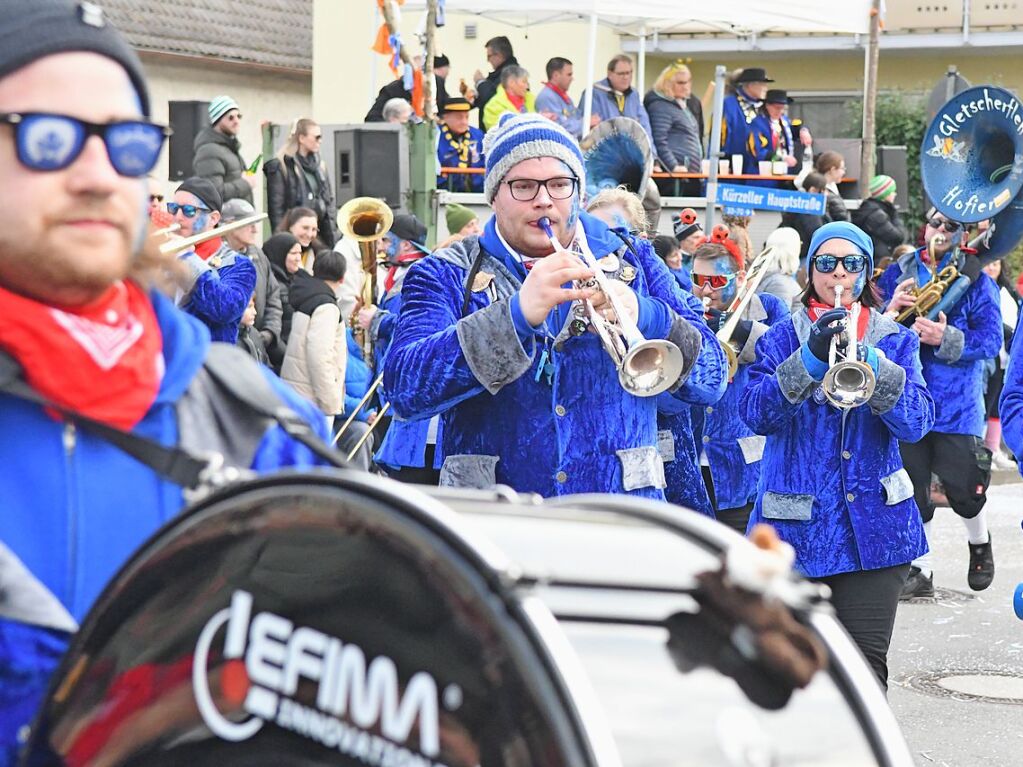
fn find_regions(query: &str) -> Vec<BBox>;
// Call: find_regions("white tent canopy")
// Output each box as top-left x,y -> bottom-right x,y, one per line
406,0 -> 871,35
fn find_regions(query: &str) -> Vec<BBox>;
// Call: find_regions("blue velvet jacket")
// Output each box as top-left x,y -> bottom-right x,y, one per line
1000,326 -> 1023,474
721,90 -> 760,173
384,212 -> 727,497
692,292 -> 789,510
436,124 -> 485,193
741,307 -> 933,577
0,291 -> 328,762
878,248 -> 1002,436
179,242 -> 257,344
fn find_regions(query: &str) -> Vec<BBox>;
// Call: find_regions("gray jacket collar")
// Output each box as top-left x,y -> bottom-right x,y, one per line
431,234 -> 523,299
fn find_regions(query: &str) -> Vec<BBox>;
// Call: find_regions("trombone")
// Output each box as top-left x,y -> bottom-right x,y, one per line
331,373 -> 391,462
158,213 -> 268,255
540,217 -> 684,397
713,245 -> 777,380
822,285 -> 876,409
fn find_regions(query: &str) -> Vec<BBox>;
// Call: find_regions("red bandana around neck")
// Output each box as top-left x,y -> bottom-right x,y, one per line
543,81 -> 572,105
807,298 -> 869,341
506,91 -> 526,112
0,280 -> 163,429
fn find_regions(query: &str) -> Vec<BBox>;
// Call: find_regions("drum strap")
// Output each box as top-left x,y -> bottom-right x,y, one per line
0,347 -> 345,490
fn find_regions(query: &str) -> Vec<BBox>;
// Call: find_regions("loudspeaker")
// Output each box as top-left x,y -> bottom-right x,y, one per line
168,100 -> 209,181
876,146 -> 908,212
813,137 -> 863,198
323,124 -> 409,210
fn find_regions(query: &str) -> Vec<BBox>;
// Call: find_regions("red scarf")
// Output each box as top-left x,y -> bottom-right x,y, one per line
195,237 -> 221,261
0,280 -> 163,429
543,81 -> 572,105
808,298 -> 869,341
506,91 -> 526,112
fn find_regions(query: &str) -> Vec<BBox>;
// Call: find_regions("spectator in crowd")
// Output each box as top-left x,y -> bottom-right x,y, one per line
192,94 -> 256,204
652,234 -> 690,291
365,54 -> 449,121
446,202 -> 481,238
721,67 -> 773,174
237,293 -> 270,366
263,232 -> 302,344
282,250 -> 349,426
264,118 -> 339,246
644,61 -> 704,197
382,97 -> 413,125
0,6 -> 329,754
336,323 -> 380,471
535,57 -> 587,139
756,226 -> 803,311
815,150 -> 850,222
147,176 -> 165,220
673,209 -> 703,275
482,65 -> 536,131
220,199 -> 284,362
580,54 -> 655,155
437,96 -> 485,193
852,174 -> 906,261
782,170 -> 829,261
170,177 -> 256,344
473,36 -> 518,129
585,185 -> 649,235
278,206 -> 321,273
748,90 -> 812,187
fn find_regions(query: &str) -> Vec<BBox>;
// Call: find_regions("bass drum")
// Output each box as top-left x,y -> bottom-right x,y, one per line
22,472 -> 913,767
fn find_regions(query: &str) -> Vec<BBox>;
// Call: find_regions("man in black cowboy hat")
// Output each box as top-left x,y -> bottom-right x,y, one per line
748,89 -> 813,186
436,96 -> 485,193
721,66 -> 773,174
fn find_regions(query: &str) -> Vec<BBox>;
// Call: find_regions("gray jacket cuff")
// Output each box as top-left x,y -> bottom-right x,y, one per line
935,324 -> 965,363
178,251 -> 212,293
737,320 -> 770,366
666,314 -> 703,390
777,348 -> 819,404
456,299 -> 534,394
868,356 -> 906,415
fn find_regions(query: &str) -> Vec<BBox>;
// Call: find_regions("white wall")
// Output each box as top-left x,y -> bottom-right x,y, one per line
313,1 -> 621,124
140,54 -> 312,210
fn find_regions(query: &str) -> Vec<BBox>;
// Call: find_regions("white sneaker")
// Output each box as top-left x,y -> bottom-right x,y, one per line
992,450 -> 1018,471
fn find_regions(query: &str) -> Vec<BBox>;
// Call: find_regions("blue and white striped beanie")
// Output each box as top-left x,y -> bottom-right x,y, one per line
482,113 -> 585,203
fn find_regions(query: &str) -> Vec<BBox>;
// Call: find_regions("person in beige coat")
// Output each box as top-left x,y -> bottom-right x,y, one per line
281,250 -> 347,425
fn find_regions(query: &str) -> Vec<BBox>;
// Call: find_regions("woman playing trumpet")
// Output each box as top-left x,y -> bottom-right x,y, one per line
741,221 -> 934,689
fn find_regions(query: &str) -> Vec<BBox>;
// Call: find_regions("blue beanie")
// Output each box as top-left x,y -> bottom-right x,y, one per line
806,221 -> 874,272
482,112 -> 585,203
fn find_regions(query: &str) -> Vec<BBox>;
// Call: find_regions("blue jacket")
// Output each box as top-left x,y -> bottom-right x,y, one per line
721,90 -> 761,174
0,291 -> 328,762
878,248 -> 1002,436
535,84 -> 583,139
692,292 -> 789,510
1000,325 -> 1023,473
580,79 -> 656,158
741,307 -> 933,577
179,242 -> 257,344
384,212 -> 727,497
746,112 -> 800,188
341,326 -> 373,423
436,124 -> 485,193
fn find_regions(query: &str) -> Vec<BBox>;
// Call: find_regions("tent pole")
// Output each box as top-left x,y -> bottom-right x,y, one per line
704,64 -> 726,232
582,11 -> 598,140
860,0 -> 881,196
638,26 -> 647,95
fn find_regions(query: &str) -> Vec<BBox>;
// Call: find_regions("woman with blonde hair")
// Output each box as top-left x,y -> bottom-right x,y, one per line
585,186 -> 649,234
643,60 -> 704,197
264,117 -> 339,245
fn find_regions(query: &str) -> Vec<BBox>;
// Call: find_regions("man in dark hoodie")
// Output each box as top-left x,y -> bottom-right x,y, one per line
852,174 -> 906,261
192,94 -> 255,204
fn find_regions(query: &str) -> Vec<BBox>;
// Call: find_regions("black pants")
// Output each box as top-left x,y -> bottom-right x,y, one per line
388,444 -> 441,486
813,564 -> 910,690
701,466 -> 754,535
899,432 -> 991,522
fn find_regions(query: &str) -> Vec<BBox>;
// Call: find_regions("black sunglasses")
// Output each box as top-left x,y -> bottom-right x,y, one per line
812,253 -> 868,274
0,112 -> 170,177
167,202 -> 211,218
928,217 -> 962,233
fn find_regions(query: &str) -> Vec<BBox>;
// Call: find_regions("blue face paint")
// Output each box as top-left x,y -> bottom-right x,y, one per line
192,211 -> 209,233
715,259 -> 739,305
386,236 -> 401,261
852,269 -> 867,300
567,195 -> 581,230
611,211 -> 629,231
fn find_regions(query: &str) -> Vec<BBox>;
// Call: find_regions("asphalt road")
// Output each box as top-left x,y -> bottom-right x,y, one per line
888,473 -> 1023,767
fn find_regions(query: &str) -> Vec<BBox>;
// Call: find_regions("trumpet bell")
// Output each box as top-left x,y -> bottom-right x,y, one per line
620,339 -> 685,397
822,361 -> 876,410
338,196 -> 394,242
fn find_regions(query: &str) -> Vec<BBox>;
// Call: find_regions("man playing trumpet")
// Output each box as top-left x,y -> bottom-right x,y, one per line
383,113 -> 726,496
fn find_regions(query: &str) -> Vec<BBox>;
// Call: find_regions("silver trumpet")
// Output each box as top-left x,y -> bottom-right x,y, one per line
540,218 -> 684,397
822,285 -> 876,409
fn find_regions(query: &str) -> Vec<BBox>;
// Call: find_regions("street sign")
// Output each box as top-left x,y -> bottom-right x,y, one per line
715,183 -> 827,217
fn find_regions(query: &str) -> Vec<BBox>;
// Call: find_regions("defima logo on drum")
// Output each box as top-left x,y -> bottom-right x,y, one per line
193,589 -> 458,766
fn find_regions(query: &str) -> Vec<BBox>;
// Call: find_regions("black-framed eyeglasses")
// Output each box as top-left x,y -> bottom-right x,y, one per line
0,112 -> 170,177
167,202 -> 210,218
504,176 -> 578,201
149,193 -> 164,203
928,216 -> 962,233
812,253 -> 868,274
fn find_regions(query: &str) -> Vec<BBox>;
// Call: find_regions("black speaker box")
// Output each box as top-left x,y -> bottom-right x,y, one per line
167,100 -> 209,181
